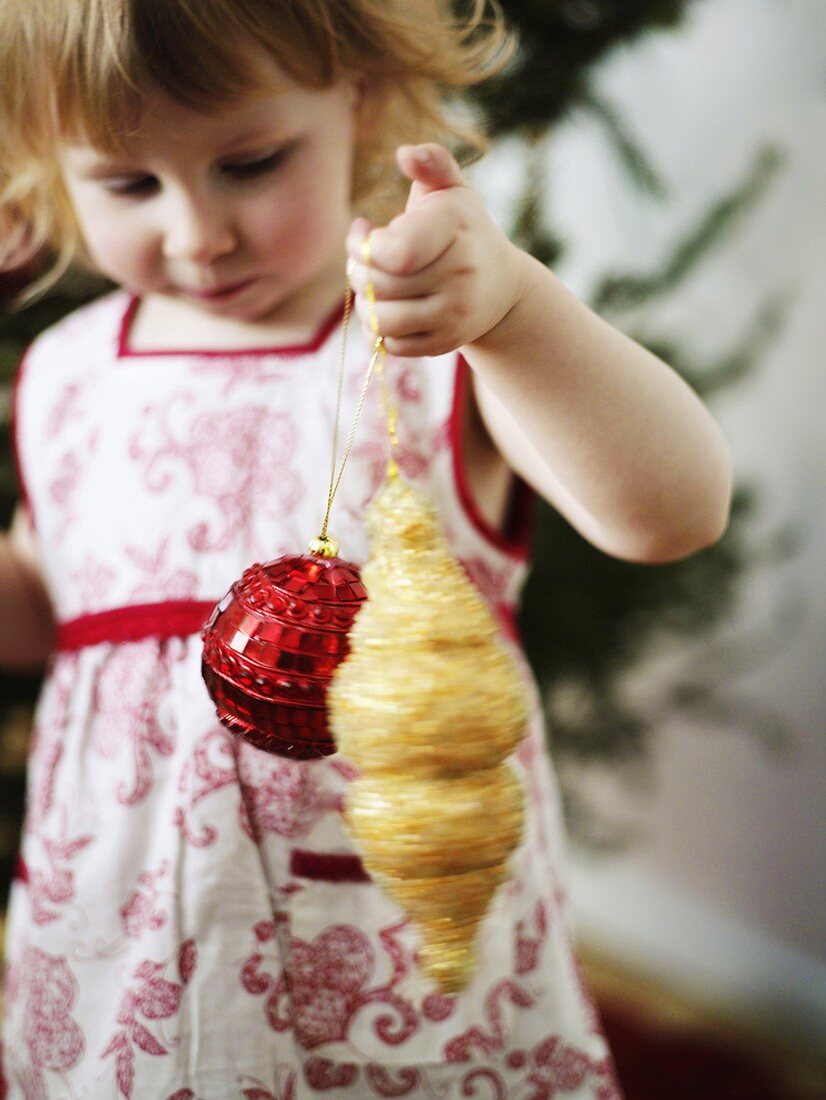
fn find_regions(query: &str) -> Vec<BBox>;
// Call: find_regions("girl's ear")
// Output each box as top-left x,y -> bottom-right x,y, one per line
351,74 -> 367,109
351,74 -> 383,142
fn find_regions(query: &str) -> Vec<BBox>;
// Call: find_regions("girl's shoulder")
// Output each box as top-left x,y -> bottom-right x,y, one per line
14,290 -> 129,442
25,288 -> 129,370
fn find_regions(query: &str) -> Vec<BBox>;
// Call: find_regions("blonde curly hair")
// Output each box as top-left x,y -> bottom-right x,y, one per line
0,0 -> 512,300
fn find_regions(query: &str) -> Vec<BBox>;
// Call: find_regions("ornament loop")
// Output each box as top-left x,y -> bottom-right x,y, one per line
309,533 -> 340,559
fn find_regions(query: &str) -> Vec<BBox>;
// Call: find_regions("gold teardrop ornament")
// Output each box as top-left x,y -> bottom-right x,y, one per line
328,472 -> 529,992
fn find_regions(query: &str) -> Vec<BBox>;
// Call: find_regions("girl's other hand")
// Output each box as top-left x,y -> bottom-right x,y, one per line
346,143 -> 526,358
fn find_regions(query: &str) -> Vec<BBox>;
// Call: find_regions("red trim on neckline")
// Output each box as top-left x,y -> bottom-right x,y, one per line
117,294 -> 345,360
56,600 -> 217,650
450,356 -> 533,561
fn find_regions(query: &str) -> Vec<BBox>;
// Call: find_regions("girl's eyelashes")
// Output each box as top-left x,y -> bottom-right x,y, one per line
222,146 -> 290,179
98,145 -> 292,198
103,175 -> 159,198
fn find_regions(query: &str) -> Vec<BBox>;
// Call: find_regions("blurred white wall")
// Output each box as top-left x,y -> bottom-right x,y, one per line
480,0 -> 826,1051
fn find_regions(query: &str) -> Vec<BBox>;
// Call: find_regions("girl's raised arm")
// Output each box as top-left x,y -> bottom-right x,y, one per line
347,144 -> 732,564
0,505 -> 56,669
464,255 -> 733,564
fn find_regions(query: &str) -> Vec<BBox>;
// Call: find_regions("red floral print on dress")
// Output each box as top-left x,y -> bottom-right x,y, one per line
393,363 -> 423,403
303,1058 -> 359,1090
174,728 -> 325,850
364,1064 -> 422,1096
91,645 -> 175,805
421,993 -> 455,1023
520,1035 -> 621,1099
128,395 -> 304,553
174,728 -> 240,848
240,919 -> 419,1052
432,414 -> 451,454
119,861 -> 171,939
124,538 -> 199,603
443,980 -> 536,1063
191,356 -> 294,396
236,1064 -> 297,1100
11,946 -> 86,1095
18,663 -> 71,832
48,450 -> 83,544
515,901 -> 549,977
249,1060 -> 422,1097
20,724 -> 63,857
236,741 -> 330,843
28,834 -> 94,926
20,656 -> 94,926
514,735 -> 557,864
46,380 -> 89,437
100,940 -> 196,1100
49,451 -> 82,510
458,1067 -> 507,1099
49,427 -> 99,543
461,555 -> 510,608
68,554 -> 118,614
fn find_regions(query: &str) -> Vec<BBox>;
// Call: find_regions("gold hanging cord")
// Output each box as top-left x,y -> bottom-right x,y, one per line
311,235 -> 388,557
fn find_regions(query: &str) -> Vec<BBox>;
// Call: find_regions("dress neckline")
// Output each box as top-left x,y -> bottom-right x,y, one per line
116,293 -> 345,360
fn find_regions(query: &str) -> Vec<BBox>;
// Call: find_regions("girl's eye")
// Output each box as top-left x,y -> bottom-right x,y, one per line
223,148 -> 288,180
104,176 -> 159,199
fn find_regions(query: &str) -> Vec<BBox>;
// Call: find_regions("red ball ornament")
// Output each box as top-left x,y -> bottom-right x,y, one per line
201,550 -> 366,759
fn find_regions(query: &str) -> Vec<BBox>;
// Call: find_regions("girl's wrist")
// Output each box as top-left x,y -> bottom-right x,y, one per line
466,243 -> 535,361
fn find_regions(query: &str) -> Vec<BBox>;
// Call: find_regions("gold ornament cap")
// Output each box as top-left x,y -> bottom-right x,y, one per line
308,533 -> 340,558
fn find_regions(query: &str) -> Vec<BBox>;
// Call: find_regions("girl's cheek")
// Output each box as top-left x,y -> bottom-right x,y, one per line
72,202 -> 121,256
248,194 -> 310,254
83,223 -> 154,283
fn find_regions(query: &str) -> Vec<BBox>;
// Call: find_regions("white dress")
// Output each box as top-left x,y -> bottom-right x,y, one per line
1,291 -> 621,1099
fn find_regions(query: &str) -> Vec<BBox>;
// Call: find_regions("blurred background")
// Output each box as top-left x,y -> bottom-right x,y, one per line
1,0 -> 824,1096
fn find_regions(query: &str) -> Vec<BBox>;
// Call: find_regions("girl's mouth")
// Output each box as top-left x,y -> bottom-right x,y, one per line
184,279 -> 256,301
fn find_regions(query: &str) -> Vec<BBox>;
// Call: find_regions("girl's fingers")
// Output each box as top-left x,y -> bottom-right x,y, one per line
347,216 -> 375,249
351,201 -> 458,277
345,145 -> 472,355
347,263 -> 431,302
396,143 -> 465,200
380,331 -> 449,359
353,291 -> 445,341
346,245 -> 464,301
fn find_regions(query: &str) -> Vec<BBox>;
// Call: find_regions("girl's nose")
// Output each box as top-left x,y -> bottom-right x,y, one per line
162,191 -> 237,264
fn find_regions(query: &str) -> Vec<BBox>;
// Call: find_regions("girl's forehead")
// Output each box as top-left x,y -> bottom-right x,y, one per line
81,77 -> 344,154
62,39 -> 346,153
139,85 -> 299,137
64,74 -> 356,166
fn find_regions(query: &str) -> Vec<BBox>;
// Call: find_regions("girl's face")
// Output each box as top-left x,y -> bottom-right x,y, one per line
60,60 -> 363,334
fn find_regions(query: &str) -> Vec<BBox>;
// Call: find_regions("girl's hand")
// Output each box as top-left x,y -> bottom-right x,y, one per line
346,143 -> 526,358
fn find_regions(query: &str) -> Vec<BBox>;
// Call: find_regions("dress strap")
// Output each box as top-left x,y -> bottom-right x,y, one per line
56,600 -> 217,651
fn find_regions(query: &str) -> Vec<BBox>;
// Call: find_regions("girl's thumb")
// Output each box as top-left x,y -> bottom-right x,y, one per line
398,144 -> 464,206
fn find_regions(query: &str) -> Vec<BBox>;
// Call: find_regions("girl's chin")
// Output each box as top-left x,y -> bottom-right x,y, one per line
171,287 -> 288,326
148,266 -> 342,330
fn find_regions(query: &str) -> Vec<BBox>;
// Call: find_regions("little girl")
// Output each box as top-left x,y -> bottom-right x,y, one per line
0,1 -> 732,1097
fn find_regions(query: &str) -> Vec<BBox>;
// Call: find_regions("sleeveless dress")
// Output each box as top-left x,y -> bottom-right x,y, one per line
1,291 -> 621,1100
